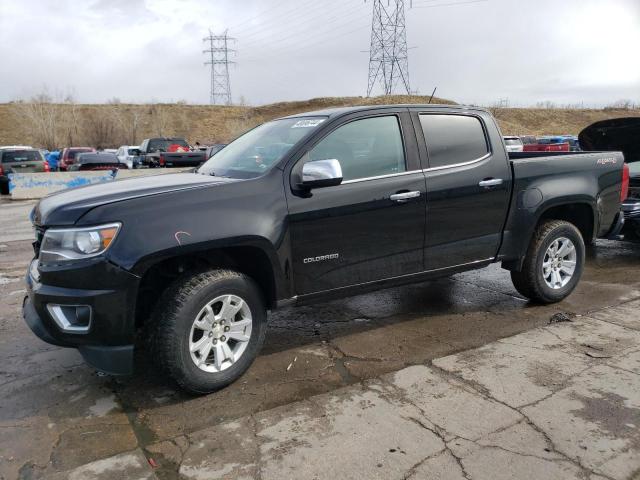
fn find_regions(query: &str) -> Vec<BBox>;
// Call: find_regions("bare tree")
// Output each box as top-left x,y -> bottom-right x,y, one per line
11,92 -> 59,149
82,107 -> 120,148
149,103 -> 171,136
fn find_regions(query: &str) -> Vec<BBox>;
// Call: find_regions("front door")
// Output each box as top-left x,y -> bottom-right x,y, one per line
286,112 -> 426,295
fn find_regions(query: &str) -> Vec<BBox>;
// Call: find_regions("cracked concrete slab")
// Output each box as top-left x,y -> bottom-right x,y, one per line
383,365 -> 522,441
523,364 -> 640,479
48,449 -> 157,480
257,385 -> 444,480
433,317 -> 640,408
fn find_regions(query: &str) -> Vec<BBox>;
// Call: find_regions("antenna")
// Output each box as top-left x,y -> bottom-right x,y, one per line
203,30 -> 235,105
366,0 -> 411,96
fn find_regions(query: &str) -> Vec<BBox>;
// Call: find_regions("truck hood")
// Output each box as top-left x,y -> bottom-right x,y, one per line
579,117 -> 640,165
33,172 -> 234,226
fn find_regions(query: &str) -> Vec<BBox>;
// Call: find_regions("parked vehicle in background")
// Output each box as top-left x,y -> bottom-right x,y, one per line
205,143 -> 227,159
23,105 -> 626,393
116,145 -> 141,169
519,135 -> 537,146
0,148 -> 49,194
503,136 -> 524,152
68,152 -> 126,171
139,137 -> 206,168
60,147 -> 96,171
579,117 -> 640,240
559,135 -> 581,151
523,136 -> 570,152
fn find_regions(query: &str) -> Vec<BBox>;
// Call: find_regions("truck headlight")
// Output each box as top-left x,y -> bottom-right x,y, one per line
40,223 -> 121,263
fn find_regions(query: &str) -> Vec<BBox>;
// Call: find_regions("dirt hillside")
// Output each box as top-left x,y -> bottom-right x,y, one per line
0,95 -> 638,148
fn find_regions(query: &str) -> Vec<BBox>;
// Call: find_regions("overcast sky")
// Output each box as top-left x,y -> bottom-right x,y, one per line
0,0 -> 638,106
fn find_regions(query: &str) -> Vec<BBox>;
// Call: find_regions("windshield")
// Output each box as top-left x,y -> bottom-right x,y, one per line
198,117 -> 327,178
2,150 -> 43,163
148,139 -> 189,153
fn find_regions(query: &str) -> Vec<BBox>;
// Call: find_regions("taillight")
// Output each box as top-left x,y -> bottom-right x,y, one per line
44,161 -> 50,172
159,154 -> 165,166
0,164 -> 4,176
621,163 -> 630,201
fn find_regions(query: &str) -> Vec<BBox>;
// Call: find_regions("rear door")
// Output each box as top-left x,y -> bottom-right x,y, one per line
286,110 -> 427,295
413,110 -> 511,270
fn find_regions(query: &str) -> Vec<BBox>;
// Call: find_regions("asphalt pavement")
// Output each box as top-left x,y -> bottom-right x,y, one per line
1,200 -> 639,479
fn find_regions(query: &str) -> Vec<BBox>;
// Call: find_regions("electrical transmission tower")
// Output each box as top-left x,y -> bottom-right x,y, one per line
366,0 -> 411,96
203,30 -> 235,105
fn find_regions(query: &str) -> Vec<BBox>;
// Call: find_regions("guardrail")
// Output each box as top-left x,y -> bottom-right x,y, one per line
7,168 -> 192,200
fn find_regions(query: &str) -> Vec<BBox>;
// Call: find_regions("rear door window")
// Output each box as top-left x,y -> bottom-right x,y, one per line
419,114 -> 489,169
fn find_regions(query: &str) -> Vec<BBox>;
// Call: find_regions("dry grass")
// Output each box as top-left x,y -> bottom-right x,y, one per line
0,95 -> 638,147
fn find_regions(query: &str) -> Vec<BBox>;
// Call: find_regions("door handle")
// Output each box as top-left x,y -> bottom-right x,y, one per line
478,178 -> 503,188
390,191 -> 421,202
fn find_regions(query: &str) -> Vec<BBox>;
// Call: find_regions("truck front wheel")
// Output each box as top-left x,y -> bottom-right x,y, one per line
511,220 -> 585,304
152,269 -> 267,394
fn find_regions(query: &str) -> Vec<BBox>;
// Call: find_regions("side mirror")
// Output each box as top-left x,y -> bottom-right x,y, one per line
301,159 -> 343,189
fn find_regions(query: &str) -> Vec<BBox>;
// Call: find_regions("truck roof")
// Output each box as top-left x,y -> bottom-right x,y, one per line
280,104 -> 488,120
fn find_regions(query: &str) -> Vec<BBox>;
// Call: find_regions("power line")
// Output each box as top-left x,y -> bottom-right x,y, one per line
411,0 -> 488,8
367,0 -> 411,96
203,30 -> 235,105
238,1 -> 367,51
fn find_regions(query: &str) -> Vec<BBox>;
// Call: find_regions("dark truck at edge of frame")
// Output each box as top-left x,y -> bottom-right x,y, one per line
138,137 -> 206,168
23,105 -> 627,394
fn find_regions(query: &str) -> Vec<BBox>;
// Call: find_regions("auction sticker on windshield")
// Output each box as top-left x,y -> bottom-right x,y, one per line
291,119 -> 325,128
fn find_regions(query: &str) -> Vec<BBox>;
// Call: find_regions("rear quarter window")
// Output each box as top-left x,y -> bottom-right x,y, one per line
420,114 -> 489,168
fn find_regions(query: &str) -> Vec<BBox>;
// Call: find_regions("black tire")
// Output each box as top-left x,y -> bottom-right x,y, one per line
511,220 -> 585,304
151,269 -> 267,394
0,179 -> 9,195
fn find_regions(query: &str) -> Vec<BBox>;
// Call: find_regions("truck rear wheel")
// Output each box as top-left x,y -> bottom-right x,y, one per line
152,269 -> 267,394
511,220 -> 585,304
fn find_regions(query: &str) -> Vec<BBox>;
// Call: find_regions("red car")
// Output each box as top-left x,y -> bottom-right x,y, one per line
59,147 -> 96,171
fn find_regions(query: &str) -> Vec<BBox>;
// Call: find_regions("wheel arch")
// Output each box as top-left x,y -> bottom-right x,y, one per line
133,241 -> 283,330
502,200 -> 595,272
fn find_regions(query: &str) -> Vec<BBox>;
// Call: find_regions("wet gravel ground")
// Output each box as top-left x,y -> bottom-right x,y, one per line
1,233 -> 639,479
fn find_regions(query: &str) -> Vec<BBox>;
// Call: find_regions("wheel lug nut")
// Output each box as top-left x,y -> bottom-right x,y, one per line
224,326 -> 230,332
213,338 -> 217,344
213,322 -> 217,327
221,336 -> 226,342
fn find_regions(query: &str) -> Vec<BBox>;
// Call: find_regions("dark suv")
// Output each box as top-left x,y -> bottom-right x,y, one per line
0,148 -> 49,194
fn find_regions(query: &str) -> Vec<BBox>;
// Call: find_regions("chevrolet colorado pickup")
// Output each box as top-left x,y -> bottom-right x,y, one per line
23,105 -> 627,394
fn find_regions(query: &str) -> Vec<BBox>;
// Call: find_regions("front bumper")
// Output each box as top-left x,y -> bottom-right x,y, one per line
23,256 -> 140,375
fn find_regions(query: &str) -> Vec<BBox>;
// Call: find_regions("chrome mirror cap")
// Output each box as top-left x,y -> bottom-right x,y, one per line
301,159 -> 343,189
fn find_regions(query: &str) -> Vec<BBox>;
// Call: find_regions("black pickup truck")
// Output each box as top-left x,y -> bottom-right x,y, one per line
23,105 -> 626,394
139,137 -> 206,168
